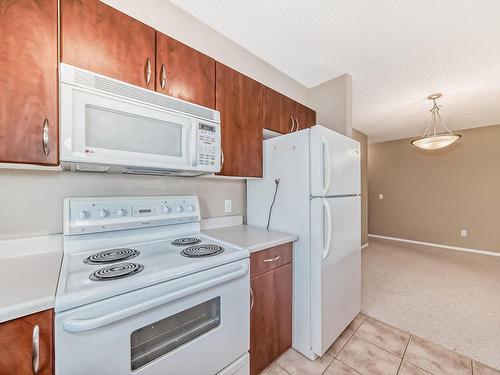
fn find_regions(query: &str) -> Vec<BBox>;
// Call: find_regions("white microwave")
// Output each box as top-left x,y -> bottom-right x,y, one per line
59,63 -> 221,176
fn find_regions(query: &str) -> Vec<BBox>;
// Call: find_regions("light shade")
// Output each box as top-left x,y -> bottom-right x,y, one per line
411,133 -> 461,150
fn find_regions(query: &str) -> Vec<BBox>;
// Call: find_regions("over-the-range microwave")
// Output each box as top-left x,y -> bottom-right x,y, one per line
59,63 -> 221,176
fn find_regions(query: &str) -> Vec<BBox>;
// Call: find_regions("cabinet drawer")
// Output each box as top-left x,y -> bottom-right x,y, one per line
250,242 -> 292,279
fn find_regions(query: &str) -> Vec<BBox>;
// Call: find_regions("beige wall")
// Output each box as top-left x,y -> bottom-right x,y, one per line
0,171 -> 245,240
307,74 -> 353,136
352,129 -> 368,245
0,0 -> 311,241
368,124 -> 500,253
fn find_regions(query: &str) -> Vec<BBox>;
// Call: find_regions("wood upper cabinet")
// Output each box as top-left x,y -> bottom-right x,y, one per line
250,245 -> 293,375
294,101 -> 317,130
61,0 -> 156,90
0,0 -> 58,165
0,309 -> 54,375
263,87 -> 316,134
216,63 -> 263,177
156,33 -> 215,108
263,87 -> 295,134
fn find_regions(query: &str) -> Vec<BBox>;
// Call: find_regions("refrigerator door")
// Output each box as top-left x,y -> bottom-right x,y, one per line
310,125 -> 361,197
310,195 -> 361,357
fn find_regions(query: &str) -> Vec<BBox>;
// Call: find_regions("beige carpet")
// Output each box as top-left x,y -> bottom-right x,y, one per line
362,238 -> 500,370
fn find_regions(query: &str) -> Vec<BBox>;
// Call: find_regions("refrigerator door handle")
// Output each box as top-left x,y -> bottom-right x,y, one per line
321,136 -> 332,195
322,198 -> 333,260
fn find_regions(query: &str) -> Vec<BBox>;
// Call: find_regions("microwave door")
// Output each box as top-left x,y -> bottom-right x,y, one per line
63,86 -> 193,168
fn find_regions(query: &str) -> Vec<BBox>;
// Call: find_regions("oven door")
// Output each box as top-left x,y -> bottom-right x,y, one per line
60,82 -> 203,171
55,260 -> 249,375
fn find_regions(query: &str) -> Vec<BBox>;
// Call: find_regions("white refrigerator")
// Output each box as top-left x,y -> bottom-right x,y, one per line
247,125 -> 361,360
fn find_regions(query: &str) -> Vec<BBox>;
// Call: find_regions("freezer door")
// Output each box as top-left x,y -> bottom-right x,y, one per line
310,196 -> 361,357
310,125 -> 361,196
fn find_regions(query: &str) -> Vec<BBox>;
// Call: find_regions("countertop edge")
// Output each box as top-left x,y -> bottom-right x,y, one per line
247,235 -> 297,253
0,296 -> 55,323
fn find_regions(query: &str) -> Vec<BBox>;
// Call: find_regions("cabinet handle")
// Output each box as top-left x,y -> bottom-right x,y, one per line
42,119 -> 49,156
220,148 -> 224,170
250,286 -> 254,311
160,64 -> 167,89
32,325 -> 39,375
295,117 -> 300,131
263,255 -> 280,262
145,58 -> 152,86
289,116 -> 295,132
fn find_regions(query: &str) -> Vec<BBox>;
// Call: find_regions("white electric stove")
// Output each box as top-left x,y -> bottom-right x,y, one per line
55,196 -> 250,375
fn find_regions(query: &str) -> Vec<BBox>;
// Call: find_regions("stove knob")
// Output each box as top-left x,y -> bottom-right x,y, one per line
176,205 -> 183,213
187,205 -> 195,212
162,206 -> 171,214
78,210 -> 89,220
117,208 -> 126,216
98,209 -> 109,218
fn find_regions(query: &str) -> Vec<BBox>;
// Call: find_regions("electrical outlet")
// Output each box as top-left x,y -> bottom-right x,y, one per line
379,194 -> 384,200
224,200 -> 232,213
460,229 -> 467,237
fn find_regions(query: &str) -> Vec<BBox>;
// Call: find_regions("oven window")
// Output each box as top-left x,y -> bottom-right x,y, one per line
130,297 -> 221,371
85,105 -> 183,157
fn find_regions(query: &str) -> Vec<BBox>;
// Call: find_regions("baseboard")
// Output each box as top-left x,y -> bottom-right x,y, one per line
368,234 -> 500,258
361,242 -> 370,249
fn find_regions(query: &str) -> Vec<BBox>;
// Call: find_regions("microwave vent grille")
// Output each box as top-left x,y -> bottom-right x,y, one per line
73,70 -> 215,122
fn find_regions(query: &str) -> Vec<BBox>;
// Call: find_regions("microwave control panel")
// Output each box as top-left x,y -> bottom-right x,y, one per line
197,123 -> 218,167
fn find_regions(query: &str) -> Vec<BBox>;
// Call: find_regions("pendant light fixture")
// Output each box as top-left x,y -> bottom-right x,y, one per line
411,93 -> 461,150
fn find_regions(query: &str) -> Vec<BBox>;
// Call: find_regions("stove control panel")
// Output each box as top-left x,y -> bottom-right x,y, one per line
64,196 -> 201,235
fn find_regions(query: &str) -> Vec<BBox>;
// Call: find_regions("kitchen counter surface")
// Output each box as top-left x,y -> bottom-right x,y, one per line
0,235 -> 62,322
203,225 -> 297,253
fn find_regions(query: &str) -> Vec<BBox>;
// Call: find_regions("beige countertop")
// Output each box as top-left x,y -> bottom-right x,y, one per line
0,221 -> 296,323
203,224 -> 297,253
0,234 -> 62,323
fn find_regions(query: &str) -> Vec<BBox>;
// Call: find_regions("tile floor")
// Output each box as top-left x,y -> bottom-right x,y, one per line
260,314 -> 500,375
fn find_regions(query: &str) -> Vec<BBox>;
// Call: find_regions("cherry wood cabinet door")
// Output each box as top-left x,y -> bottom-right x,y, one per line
263,87 -> 294,134
250,263 -> 292,375
294,102 -> 317,130
156,33 -> 215,108
216,63 -> 263,177
0,0 -> 58,165
0,309 -> 53,375
61,0 -> 156,90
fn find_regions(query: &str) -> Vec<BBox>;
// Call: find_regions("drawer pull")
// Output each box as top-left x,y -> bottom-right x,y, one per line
32,325 -> 39,374
263,255 -> 280,262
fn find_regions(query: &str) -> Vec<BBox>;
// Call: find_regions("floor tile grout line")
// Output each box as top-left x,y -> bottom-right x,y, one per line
365,314 -> 480,370
275,361 -> 293,375
334,357 -> 362,374
396,334 -> 412,374
330,329 -> 355,359
364,314 -> 413,337
352,333 -> 405,359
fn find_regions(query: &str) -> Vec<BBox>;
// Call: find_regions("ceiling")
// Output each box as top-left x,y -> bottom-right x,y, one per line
171,0 -> 500,142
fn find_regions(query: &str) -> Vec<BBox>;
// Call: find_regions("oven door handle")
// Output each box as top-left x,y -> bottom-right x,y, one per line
63,261 -> 249,333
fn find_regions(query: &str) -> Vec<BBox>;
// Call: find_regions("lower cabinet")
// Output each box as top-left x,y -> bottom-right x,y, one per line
250,244 -> 293,375
0,309 -> 54,375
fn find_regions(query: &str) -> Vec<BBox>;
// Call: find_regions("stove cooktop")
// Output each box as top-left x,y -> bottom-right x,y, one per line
56,233 -> 247,312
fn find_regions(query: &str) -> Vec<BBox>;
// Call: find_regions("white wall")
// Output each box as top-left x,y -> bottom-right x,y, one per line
0,0 -> 311,241
307,73 -> 353,136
